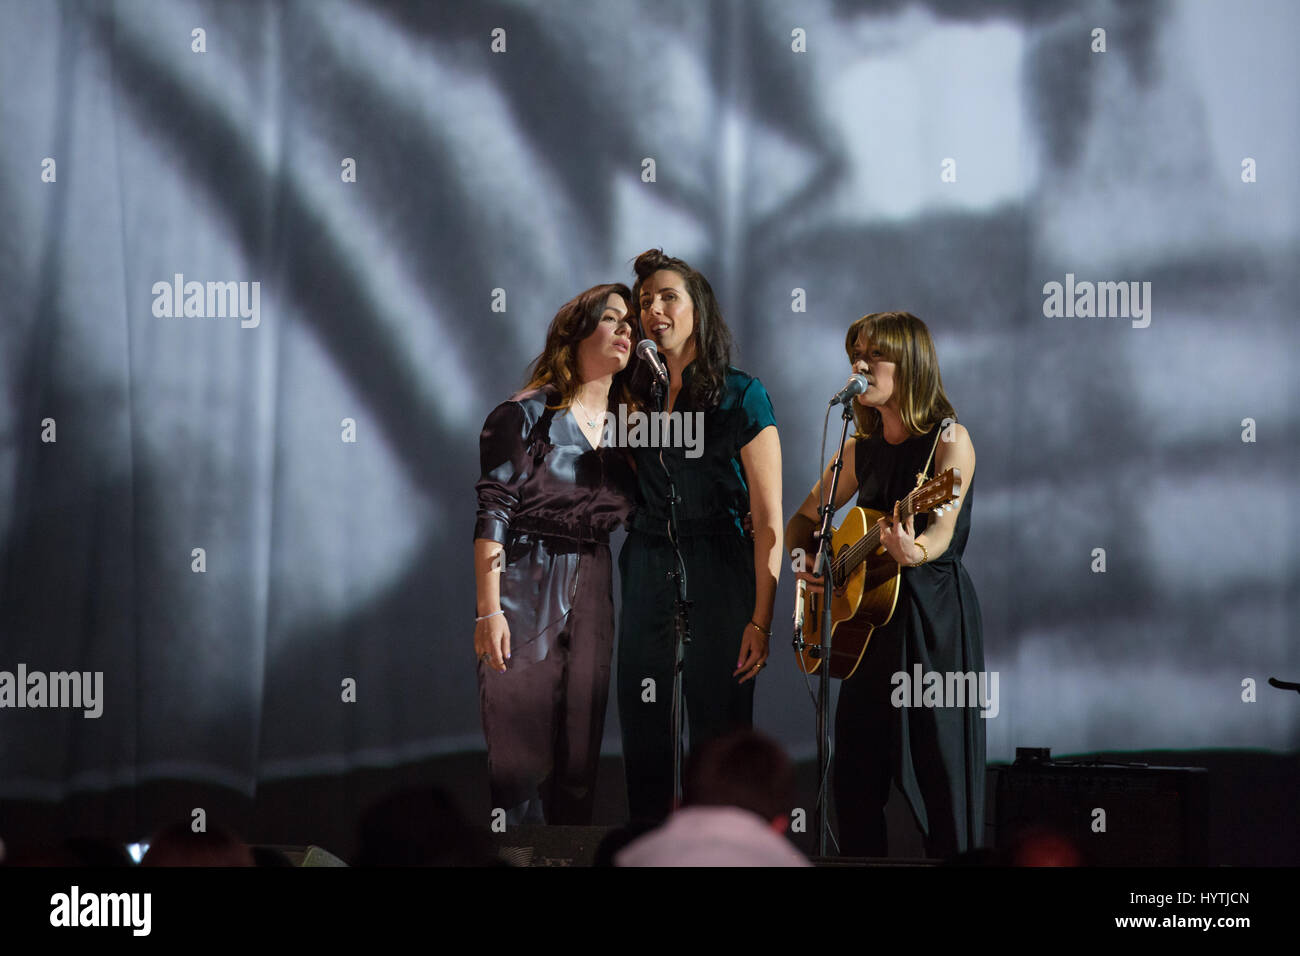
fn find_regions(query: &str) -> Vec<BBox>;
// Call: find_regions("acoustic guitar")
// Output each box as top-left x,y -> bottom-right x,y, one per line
794,468 -> 962,679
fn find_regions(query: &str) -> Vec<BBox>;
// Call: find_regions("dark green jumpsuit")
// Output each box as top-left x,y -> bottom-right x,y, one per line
616,363 -> 777,823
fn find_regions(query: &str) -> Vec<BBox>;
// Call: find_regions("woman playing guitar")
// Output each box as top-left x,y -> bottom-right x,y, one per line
785,311 -> 985,859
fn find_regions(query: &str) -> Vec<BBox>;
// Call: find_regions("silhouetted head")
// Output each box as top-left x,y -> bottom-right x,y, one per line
684,729 -> 796,828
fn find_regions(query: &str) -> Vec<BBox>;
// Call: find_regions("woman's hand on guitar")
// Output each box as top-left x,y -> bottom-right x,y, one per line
878,501 -> 920,566
794,570 -> 824,595
790,524 -> 825,593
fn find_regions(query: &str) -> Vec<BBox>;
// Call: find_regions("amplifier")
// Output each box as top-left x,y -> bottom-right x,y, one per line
995,750 -> 1209,865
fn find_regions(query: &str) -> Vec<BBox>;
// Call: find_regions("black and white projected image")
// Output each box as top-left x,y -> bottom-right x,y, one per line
0,0 -> 1295,872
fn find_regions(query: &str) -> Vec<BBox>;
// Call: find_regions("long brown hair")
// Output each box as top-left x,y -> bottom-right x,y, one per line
523,283 -> 638,410
844,311 -> 957,439
630,249 -> 733,411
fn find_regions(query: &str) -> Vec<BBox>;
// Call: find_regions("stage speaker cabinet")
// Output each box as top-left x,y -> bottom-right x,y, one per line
995,750 -> 1209,865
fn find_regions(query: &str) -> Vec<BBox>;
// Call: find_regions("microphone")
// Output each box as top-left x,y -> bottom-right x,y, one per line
636,339 -> 670,389
829,373 -> 869,406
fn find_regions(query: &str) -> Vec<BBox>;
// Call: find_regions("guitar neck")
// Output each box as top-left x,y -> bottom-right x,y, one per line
826,468 -> 960,586
832,487 -> 923,582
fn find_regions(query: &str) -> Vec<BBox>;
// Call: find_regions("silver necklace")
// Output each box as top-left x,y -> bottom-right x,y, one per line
572,393 -> 604,430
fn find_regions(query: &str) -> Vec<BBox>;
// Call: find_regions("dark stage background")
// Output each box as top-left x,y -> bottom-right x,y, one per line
1,0 -> 1296,861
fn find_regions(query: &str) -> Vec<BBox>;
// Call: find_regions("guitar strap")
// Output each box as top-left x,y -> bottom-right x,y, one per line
913,422 -> 947,491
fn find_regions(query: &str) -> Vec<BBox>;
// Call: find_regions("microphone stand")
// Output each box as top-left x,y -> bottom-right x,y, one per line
812,399 -> 854,856
651,371 -> 692,810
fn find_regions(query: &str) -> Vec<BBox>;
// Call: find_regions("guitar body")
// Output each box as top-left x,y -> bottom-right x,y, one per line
796,506 -> 902,680
792,467 -> 960,681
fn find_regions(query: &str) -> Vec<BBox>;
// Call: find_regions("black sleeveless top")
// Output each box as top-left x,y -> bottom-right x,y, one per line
850,422 -> 985,852
854,425 -> 971,565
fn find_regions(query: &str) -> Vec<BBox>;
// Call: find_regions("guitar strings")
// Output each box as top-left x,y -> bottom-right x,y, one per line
830,485 -> 927,585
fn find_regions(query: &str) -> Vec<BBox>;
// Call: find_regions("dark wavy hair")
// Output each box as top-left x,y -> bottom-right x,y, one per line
844,311 -> 957,439
631,249 -> 733,410
523,283 -> 638,410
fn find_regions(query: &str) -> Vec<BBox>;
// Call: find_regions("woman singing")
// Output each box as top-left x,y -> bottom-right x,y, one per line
618,249 -> 783,824
473,283 -> 638,825
786,311 -> 984,859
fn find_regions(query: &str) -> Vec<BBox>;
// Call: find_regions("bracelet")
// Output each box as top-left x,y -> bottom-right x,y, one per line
748,620 -> 771,636
476,610 -> 504,623
910,542 -> 928,567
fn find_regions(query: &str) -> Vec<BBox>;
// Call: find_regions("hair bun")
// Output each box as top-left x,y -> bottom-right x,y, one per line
633,248 -> 673,279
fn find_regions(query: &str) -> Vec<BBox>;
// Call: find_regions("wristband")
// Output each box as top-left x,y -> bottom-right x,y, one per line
476,610 -> 504,623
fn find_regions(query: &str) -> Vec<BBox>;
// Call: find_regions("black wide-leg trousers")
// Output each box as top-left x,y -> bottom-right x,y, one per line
617,529 -> 756,824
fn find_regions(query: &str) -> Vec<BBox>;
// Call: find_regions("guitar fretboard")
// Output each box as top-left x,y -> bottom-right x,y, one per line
831,487 -> 923,586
